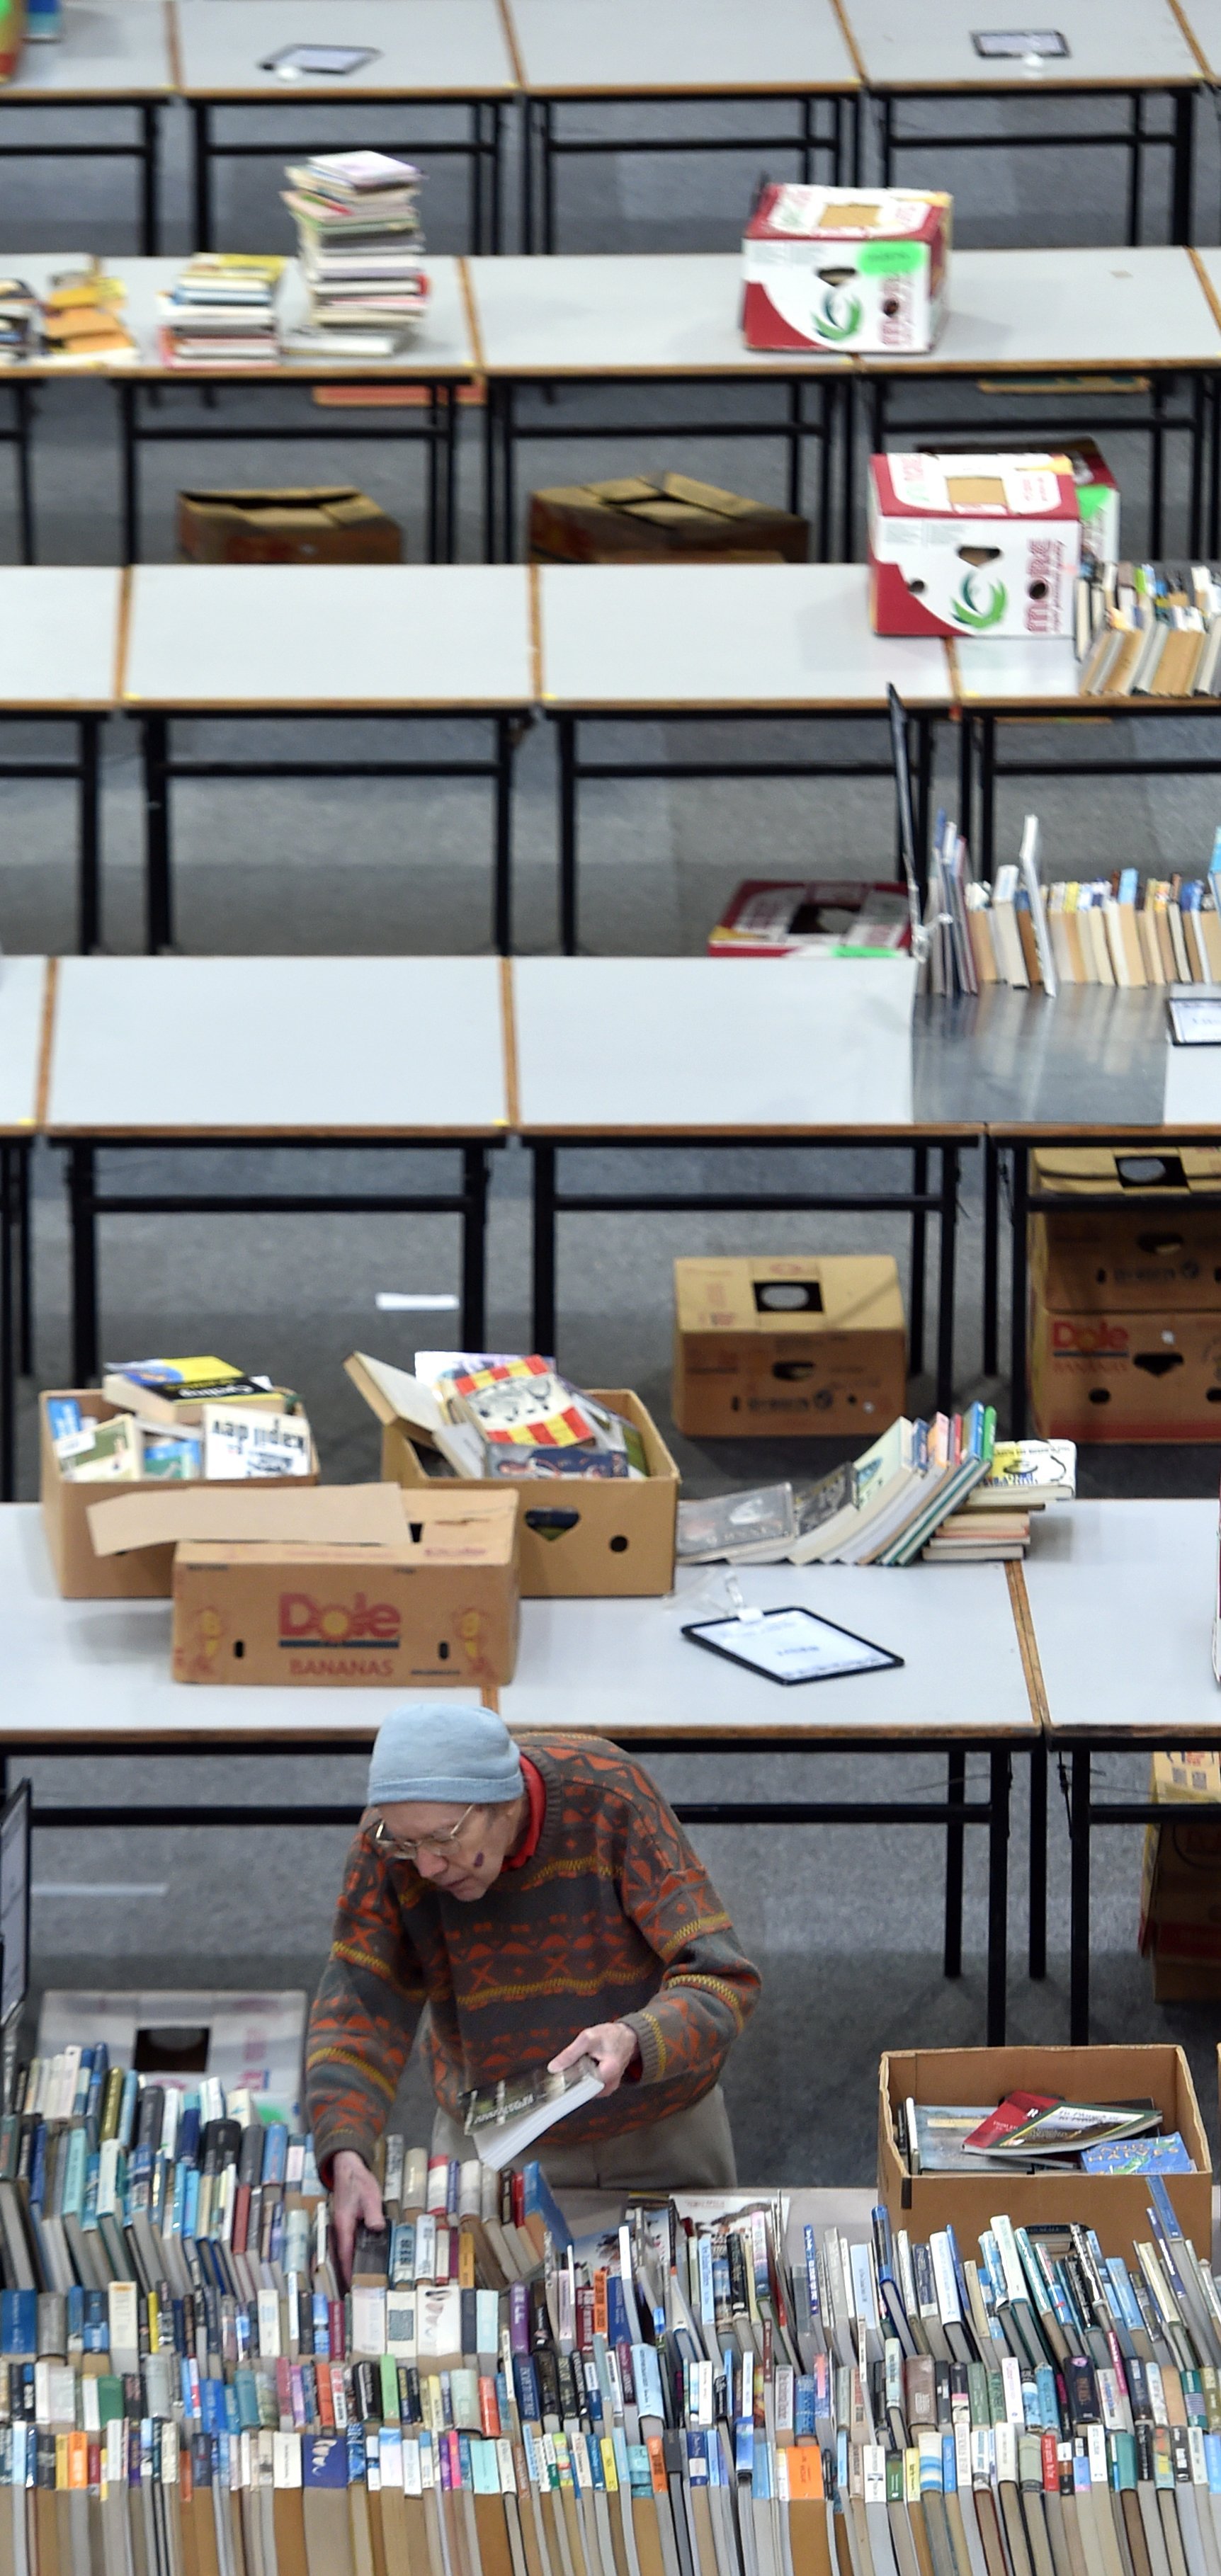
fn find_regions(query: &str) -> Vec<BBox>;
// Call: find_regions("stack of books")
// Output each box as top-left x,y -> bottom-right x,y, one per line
970,850 -> 1221,990
1,2034 -> 1221,2576
677,1432 -> 1076,1568
281,151 -> 428,358
903,2090 -> 1194,2175
156,254 -> 285,369
351,1350 -> 651,1483
0,278 -> 37,362
1077,561 -> 1221,698
38,269 -> 135,361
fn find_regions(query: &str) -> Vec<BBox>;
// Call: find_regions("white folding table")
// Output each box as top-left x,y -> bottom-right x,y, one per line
499,1557 -> 1044,2042
0,567 -> 122,954
503,0 -> 861,252
41,951 -> 513,1377
840,0 -> 1203,245
1023,1498 -> 1221,2040
0,3 -> 174,253
120,563 -> 535,954
0,964 -> 50,1503
859,246 -> 1221,561
172,0 -> 518,252
464,251 -> 853,559
509,950 -> 975,1415
533,559 -> 952,950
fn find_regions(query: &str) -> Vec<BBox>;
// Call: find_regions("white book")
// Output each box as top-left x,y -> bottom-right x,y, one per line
203,1405 -> 312,1480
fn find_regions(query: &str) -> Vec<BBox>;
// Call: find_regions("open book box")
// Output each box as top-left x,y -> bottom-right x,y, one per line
176,486 -> 402,566
528,476 -> 808,565
40,1387 -> 321,1600
673,1255 -> 907,1438
878,2045 -> 1210,2259
346,1357 -> 678,1598
1030,1148 -> 1221,1313
86,1483 -> 520,1687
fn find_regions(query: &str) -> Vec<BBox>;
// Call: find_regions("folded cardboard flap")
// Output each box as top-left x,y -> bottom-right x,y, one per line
343,1348 -> 444,1441
674,1253 -> 905,1338
88,1483 -> 409,1558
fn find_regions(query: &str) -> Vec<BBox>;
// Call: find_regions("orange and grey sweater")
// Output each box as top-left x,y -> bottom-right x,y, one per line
306,1733 -> 761,2177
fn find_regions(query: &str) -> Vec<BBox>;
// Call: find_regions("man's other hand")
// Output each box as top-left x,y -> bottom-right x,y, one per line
549,2023 -> 640,2096
331,2149 -> 386,2284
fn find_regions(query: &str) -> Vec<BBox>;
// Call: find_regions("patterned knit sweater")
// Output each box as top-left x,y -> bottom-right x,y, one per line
307,1733 -> 761,2177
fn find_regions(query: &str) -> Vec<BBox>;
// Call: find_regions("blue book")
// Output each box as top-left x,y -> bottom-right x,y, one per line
1082,2136 -> 1195,2175
304,2435 -> 349,2490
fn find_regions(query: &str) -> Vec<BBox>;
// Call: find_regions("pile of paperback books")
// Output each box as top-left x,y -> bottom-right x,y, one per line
677,1425 -> 1077,1568
282,151 -> 428,357
157,255 -> 285,368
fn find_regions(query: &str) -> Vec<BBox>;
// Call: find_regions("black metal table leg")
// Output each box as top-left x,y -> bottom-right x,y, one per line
909,1144 -> 927,1381
935,1142 -> 958,1415
142,714 -> 173,954
541,99 -> 556,254
558,714 -> 579,956
191,102 -> 213,253
982,1134 -> 999,1379
1010,1141 -> 1029,1438
68,1144 -> 99,1386
469,99 -> 484,254
987,1748 -> 1010,2046
1028,1736 -> 1047,1981
118,380 -> 140,565
494,714 -> 515,957
980,714 -> 996,882
817,379 -> 834,563
461,1146 -> 489,1344
140,100 -> 159,255
14,381 -> 35,564
77,715 -> 101,955
1190,370 -> 1205,559
943,1749 -> 966,1977
1069,1745 -> 1091,2044
1150,374 -> 1166,557
0,1144 -> 13,1503
1171,84 -> 1194,246
958,709 -> 974,850
521,97 -> 535,254
16,1142 -> 31,1381
489,100 -> 504,254
531,1143 -> 557,1354
785,381 -> 802,520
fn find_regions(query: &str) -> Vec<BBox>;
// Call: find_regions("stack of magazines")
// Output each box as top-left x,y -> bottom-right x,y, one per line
282,150 -> 428,358
157,254 -> 285,368
676,1428 -> 1076,1568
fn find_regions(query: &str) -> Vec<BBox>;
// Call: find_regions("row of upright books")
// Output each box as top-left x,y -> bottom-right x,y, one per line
677,1425 -> 1077,1571
1,2042 -> 1220,2576
1077,564 -> 1221,700
921,817 -> 1221,999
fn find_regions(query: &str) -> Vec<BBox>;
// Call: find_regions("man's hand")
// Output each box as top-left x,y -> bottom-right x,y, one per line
550,2023 -> 640,2096
331,2149 -> 386,2286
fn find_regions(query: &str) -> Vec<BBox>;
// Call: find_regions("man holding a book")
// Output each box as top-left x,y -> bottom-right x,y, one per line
307,1704 -> 761,2276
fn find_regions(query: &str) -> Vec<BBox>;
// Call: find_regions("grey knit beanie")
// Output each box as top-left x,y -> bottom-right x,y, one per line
368,1702 -> 524,1808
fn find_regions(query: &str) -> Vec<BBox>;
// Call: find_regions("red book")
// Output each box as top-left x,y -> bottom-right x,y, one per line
962,2092 -> 1060,2154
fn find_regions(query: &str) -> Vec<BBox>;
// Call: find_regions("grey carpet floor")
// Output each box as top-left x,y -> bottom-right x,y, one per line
4,83 -> 1221,2180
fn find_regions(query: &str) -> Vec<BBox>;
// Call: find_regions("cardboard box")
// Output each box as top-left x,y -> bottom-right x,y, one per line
350,1365 -> 678,1598
40,1388 -> 319,1600
869,450 -> 1081,639
932,438 -> 1120,567
673,1255 -> 907,1438
528,475 -> 808,565
742,186 -> 950,355
1028,1300 -> 1221,1441
87,1483 -> 520,1687
878,2046 -> 1211,2258
1140,1753 -> 1221,2000
176,486 -> 402,566
1030,1146 -> 1221,1312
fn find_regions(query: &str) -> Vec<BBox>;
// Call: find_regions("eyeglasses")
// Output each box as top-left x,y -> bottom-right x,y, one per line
371,1806 -> 477,1864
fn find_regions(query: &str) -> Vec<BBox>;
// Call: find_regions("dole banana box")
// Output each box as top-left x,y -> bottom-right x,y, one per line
742,185 -> 950,354
869,450 -> 1081,639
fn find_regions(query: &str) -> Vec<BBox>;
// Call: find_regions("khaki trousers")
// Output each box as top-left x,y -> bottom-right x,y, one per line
431,2083 -> 737,2191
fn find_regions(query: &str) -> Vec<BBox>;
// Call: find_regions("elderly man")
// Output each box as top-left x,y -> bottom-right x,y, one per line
307,1702 -> 761,2275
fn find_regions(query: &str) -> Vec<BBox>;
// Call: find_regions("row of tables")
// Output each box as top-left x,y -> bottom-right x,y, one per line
5,246 -> 1221,564
3,558 -> 1218,961
0,1491 -> 1211,2048
0,947 -> 1217,1482
0,0 -> 1213,258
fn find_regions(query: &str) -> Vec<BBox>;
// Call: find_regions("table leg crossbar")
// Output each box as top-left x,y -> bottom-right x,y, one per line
0,100 -> 159,250
530,1136 -> 965,1413
0,716 -> 101,952
117,379 -> 460,564
64,1137 -> 494,1381
521,94 -> 856,253
877,86 -> 1195,246
140,709 -> 528,957
1059,1748 -> 1192,2042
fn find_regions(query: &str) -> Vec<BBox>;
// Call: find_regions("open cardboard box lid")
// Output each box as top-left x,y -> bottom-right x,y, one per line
88,1483 -> 409,1559
345,1350 -> 481,1477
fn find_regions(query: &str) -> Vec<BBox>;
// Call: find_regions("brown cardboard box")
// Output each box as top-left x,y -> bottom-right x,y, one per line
348,1360 -> 678,1598
1028,1300 -> 1221,1440
1030,1147 -> 1221,1313
89,1483 -> 520,1687
878,2045 -> 1211,2257
529,474 -> 808,566
673,1255 -> 907,1438
1140,1753 -> 1221,2000
177,486 -> 402,566
40,1388 -> 319,1600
